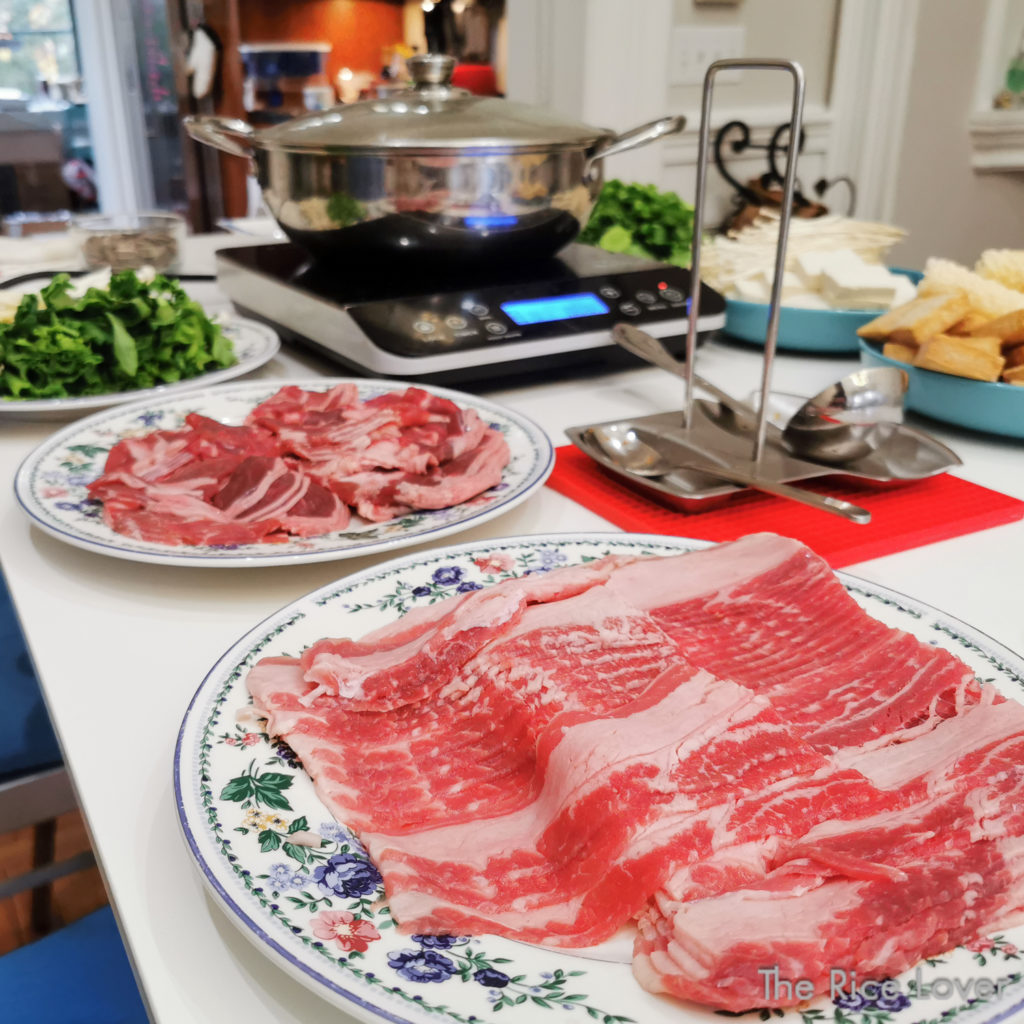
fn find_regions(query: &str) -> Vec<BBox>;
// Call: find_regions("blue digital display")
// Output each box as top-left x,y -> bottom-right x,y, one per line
465,214 -> 519,229
500,292 -> 610,326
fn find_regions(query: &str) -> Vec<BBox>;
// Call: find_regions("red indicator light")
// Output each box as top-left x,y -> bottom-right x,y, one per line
658,281 -> 668,289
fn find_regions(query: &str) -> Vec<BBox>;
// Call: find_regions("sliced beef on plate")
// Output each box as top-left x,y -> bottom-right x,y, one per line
325,428 -> 511,522
210,456 -> 351,536
245,383 -> 362,429
252,386 -> 489,477
87,384 -> 510,546
90,453 -> 350,545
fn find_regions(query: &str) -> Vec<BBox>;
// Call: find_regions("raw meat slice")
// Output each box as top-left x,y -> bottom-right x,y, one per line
256,385 -> 489,478
630,537 -> 983,753
245,383 -> 361,428
90,455 -> 350,544
247,577 -> 685,836
245,533 -> 1024,1010
88,384 -> 509,546
634,697 -> 1024,1010
325,428 -> 510,522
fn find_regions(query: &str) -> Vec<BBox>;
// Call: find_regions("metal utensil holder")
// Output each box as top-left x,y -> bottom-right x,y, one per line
684,58 -> 806,465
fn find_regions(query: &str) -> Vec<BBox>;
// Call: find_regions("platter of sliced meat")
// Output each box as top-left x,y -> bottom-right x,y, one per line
174,531 -> 1024,1024
14,379 -> 552,566
0,315 -> 281,421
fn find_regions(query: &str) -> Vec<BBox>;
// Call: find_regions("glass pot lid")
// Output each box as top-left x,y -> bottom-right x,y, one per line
256,54 -> 613,154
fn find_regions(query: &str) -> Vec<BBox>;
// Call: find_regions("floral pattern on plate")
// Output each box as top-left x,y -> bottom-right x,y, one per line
14,378 -> 553,567
0,315 -> 281,421
175,533 -> 1024,1024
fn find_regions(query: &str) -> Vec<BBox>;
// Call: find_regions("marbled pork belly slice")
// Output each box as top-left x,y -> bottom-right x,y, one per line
633,697 -> 1024,1011
364,671 -> 893,947
247,575 -> 684,836
296,554 -> 642,708
354,553 -> 641,649
633,533 -> 983,754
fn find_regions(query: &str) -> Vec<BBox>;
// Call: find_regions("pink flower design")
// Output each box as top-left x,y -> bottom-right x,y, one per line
967,937 -> 995,953
42,487 -> 68,499
473,553 -> 514,574
225,737 -> 237,746
311,910 -> 380,952
242,732 -> 261,747
1002,942 -> 1018,956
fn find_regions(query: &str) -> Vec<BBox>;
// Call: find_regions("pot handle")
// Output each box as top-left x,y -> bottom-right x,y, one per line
586,114 -> 686,172
183,115 -> 255,159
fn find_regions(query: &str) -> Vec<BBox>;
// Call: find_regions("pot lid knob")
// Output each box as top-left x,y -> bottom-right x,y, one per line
407,53 -> 456,87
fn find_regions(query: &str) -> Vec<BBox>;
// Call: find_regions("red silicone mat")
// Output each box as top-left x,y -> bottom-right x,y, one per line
546,445 -> 1024,569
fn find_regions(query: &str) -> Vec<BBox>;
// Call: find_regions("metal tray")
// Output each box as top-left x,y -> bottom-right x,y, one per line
566,399 -> 962,513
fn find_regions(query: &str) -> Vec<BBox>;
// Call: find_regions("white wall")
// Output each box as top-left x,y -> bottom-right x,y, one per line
507,0 -> 1024,263
669,0 -> 838,111
506,0 -> 842,227
889,0 -> 1024,268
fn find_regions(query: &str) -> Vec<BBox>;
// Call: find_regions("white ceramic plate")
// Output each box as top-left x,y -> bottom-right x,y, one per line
175,533 -> 1024,1024
14,379 -> 553,568
0,315 -> 281,421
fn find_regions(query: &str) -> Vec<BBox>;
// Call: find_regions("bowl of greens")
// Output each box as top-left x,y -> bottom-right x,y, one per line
0,270 -> 280,420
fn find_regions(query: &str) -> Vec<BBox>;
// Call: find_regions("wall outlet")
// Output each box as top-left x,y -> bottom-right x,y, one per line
668,26 -> 746,86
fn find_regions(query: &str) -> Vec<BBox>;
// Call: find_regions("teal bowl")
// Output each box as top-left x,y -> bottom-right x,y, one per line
723,268 -> 922,354
859,339 -> 1024,439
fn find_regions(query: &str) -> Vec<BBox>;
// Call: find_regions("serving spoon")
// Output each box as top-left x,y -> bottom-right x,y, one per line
611,323 -> 909,464
781,367 -> 909,463
590,423 -> 871,524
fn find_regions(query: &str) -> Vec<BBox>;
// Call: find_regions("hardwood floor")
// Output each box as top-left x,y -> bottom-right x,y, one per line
0,809 -> 108,955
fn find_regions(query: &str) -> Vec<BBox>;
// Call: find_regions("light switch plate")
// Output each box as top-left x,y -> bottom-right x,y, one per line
668,25 -> 746,86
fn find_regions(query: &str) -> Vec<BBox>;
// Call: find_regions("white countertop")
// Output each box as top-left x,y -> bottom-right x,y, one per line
1,236 -> 1022,1022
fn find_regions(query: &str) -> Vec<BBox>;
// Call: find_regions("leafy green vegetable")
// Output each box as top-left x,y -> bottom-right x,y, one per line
0,270 -> 236,400
326,192 -> 365,226
579,179 -> 696,267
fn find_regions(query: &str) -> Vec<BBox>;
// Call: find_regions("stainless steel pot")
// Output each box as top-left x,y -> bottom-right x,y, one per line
184,54 -> 684,265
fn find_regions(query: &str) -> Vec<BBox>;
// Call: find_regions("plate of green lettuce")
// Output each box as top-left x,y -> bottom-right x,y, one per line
0,269 -> 280,420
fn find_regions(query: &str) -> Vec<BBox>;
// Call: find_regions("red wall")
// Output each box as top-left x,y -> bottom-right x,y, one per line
240,0 -> 406,84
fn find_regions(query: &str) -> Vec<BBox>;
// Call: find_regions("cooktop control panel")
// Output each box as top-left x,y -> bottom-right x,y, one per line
347,267 -> 715,357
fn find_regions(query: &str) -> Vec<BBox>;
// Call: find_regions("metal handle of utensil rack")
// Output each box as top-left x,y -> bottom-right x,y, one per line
685,58 -> 806,464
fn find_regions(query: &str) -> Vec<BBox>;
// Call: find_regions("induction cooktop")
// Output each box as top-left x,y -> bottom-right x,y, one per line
216,242 -> 726,384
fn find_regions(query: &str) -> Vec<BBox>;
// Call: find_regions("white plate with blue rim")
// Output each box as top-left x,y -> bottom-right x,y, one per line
175,532 -> 1024,1024
13,378 -> 553,568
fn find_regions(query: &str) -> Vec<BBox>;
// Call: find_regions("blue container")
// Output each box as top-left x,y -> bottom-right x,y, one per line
859,339 -> 1024,439
723,268 -> 923,354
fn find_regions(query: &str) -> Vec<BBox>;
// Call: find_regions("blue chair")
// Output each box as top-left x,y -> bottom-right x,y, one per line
0,905 -> 149,1023
0,570 -> 92,932
0,574 -> 148,1021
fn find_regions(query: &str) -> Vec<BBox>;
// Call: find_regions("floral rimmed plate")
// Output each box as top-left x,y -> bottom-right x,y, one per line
174,533 -> 1024,1024
0,315 -> 281,421
13,378 -> 553,568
